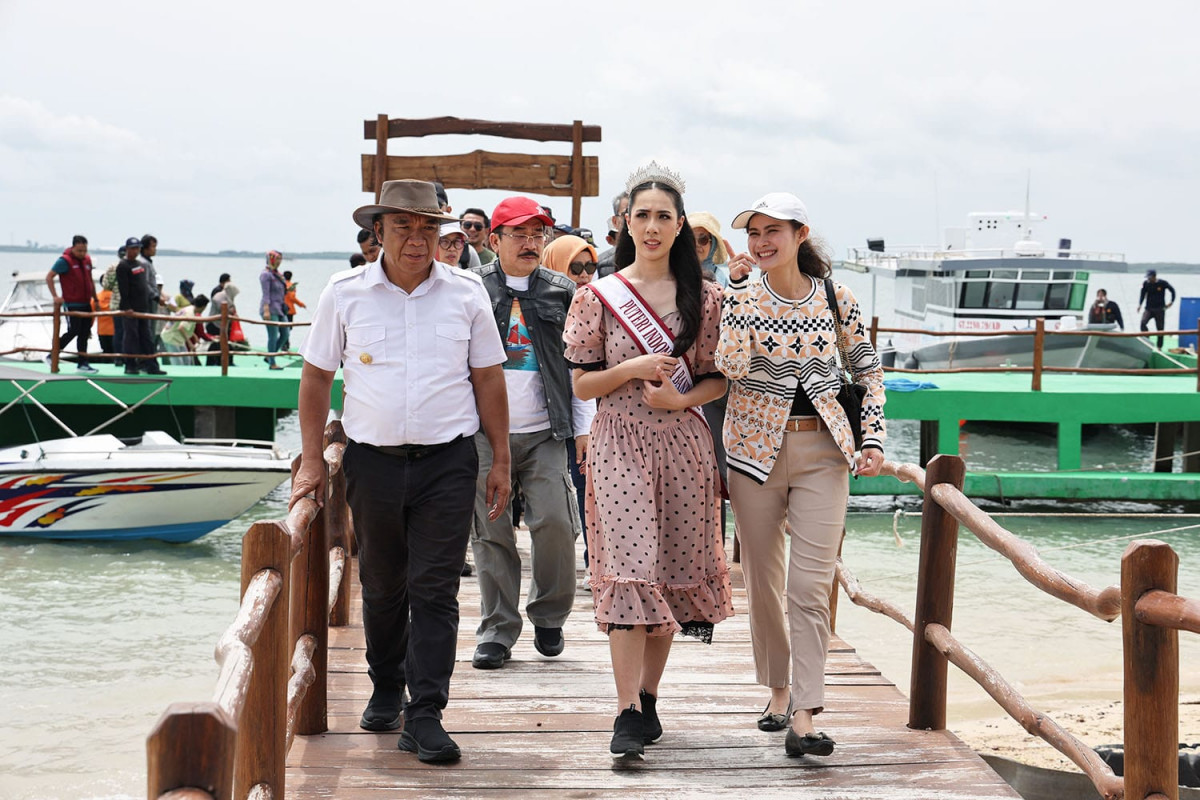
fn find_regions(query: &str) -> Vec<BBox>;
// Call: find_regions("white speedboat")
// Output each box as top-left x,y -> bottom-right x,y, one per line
0,270 -> 55,361
843,210 -> 1155,370
0,431 -> 291,542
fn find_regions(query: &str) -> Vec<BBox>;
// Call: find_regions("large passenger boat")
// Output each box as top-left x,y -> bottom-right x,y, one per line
843,211 -> 1154,369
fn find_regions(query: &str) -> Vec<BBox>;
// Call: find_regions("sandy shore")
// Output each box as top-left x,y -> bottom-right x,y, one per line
952,694 -> 1200,770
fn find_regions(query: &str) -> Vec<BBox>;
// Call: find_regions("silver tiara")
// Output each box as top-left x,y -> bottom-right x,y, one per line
624,160 -> 686,196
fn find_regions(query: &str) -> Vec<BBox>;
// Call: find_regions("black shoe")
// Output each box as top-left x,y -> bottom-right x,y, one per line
639,690 -> 662,744
610,705 -> 645,761
397,717 -> 461,763
460,560 -> 473,577
143,368 -> 167,375
785,729 -> 835,757
472,642 -> 511,670
757,695 -> 793,732
533,625 -> 564,657
359,685 -> 405,731
124,368 -> 140,375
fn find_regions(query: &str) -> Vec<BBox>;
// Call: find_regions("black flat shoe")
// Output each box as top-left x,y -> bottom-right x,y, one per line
533,625 -> 564,657
785,729 -> 835,757
398,717 -> 461,763
359,685 -> 405,731
639,689 -> 662,744
472,642 -> 511,670
757,696 -> 793,732
610,705 -> 645,761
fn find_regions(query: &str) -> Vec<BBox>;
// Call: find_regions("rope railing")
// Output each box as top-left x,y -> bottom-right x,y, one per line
146,420 -> 352,800
833,453 -> 1198,800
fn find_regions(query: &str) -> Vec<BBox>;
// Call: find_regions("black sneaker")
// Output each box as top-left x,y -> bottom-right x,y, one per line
359,685 -> 405,731
472,642 -> 511,670
639,689 -> 662,744
397,717 -> 461,763
533,625 -> 564,657
610,705 -> 645,761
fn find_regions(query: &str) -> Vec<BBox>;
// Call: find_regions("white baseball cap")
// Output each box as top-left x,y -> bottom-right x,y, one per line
731,192 -> 810,230
439,221 -> 467,240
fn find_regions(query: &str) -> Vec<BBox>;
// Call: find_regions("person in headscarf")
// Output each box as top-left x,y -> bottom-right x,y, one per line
174,279 -> 196,311
688,211 -> 731,287
541,234 -> 599,572
543,234 -> 598,288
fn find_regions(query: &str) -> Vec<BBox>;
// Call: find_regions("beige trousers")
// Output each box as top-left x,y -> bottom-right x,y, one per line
728,426 -> 849,714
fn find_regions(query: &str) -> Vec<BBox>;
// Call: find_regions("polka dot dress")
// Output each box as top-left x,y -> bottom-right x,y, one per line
563,280 -> 734,639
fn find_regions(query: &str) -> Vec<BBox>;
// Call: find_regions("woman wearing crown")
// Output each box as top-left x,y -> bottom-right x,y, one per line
563,162 -> 734,761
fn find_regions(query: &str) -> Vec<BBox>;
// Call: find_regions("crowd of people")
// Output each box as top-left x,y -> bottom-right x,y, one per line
288,167 -> 887,766
43,236 -> 304,372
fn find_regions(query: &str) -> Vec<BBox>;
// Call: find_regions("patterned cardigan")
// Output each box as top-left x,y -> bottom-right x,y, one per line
715,274 -> 886,483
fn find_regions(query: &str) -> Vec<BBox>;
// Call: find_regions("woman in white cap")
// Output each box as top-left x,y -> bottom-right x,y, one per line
436,222 -> 469,266
564,161 -> 734,761
715,193 -> 886,758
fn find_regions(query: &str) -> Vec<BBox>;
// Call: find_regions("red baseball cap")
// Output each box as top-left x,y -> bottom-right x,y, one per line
490,196 -> 554,231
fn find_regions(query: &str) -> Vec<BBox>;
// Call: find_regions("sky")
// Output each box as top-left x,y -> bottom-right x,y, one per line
2,0 -> 1198,262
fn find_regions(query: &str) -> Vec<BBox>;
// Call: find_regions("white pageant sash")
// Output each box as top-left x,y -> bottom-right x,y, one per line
588,273 -> 705,423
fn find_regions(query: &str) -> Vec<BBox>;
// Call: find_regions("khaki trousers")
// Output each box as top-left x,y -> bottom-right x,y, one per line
728,426 -> 849,714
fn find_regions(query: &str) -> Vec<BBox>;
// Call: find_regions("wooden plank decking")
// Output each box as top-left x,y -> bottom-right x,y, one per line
288,535 -> 1019,799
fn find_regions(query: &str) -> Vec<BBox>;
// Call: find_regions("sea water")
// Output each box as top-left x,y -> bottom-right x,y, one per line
2,251 -> 1199,798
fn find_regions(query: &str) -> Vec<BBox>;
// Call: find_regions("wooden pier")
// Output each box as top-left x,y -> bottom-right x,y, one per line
287,547 -> 1019,799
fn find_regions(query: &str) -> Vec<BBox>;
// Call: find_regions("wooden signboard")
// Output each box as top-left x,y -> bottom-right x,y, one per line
361,115 -> 602,227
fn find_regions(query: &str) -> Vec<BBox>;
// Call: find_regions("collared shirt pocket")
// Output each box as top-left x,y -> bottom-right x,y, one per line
346,324 -> 386,366
435,322 -> 470,362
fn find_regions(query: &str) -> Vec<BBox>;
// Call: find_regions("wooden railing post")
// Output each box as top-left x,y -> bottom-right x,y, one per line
908,454 -> 966,731
219,305 -> 230,376
570,119 -> 584,227
869,315 -> 879,350
146,702 -> 236,800
49,302 -> 62,372
234,522 -> 292,799
1032,317 -> 1045,391
292,454 -> 330,735
326,422 -> 352,627
1122,540 -> 1180,800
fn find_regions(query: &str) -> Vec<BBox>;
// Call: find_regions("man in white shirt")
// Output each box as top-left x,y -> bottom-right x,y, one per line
468,196 -> 595,670
291,179 -> 510,764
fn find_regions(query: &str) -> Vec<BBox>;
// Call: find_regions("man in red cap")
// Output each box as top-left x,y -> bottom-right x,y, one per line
468,196 -> 594,670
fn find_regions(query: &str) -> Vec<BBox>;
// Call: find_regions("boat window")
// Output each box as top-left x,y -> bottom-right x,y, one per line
911,283 -> 926,314
965,270 -> 990,278
986,282 -> 1017,309
960,281 -> 988,308
1053,271 -> 1073,280
1069,283 -> 1088,311
993,270 -> 1019,279
1045,284 -> 1071,310
1021,271 -> 1050,280
1015,283 -> 1048,309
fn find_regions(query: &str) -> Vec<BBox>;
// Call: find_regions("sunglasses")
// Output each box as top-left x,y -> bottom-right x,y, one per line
695,233 -> 712,247
568,261 -> 598,275
461,221 -> 485,231
439,237 -> 466,250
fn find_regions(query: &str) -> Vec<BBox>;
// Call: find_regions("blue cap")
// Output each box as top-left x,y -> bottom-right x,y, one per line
124,236 -> 142,249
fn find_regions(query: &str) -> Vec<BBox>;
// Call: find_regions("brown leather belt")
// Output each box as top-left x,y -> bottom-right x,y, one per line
784,416 -> 824,432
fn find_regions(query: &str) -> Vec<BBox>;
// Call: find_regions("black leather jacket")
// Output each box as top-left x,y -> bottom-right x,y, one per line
471,263 -> 578,441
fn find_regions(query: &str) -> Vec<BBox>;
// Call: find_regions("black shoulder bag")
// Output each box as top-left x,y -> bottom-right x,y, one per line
824,279 -> 867,450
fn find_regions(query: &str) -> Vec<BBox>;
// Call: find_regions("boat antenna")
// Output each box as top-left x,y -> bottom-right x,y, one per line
1022,169 -> 1032,240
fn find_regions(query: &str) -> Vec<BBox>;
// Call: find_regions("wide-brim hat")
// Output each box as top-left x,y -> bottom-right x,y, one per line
687,211 -> 730,265
353,179 -> 459,231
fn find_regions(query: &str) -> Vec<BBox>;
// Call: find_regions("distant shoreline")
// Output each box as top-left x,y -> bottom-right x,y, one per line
0,245 -> 347,260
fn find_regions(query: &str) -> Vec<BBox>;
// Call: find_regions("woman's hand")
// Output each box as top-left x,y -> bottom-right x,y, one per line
854,448 -> 884,477
642,364 -> 687,410
624,353 -> 678,381
728,252 -> 757,282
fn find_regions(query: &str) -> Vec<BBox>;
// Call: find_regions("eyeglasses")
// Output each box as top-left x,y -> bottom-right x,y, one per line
439,237 -> 466,250
695,233 -> 712,247
499,232 -> 547,245
568,261 -> 598,275
461,221 -> 485,232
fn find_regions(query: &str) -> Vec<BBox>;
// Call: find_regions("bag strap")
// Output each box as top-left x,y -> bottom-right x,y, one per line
823,278 -> 857,382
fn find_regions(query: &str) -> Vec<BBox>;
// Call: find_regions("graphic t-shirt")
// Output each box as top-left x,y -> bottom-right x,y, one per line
503,275 -> 550,433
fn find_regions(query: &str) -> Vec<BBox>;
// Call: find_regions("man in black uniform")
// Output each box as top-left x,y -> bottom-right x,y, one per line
1137,269 -> 1176,348
115,236 -> 166,375
1087,289 -> 1124,329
